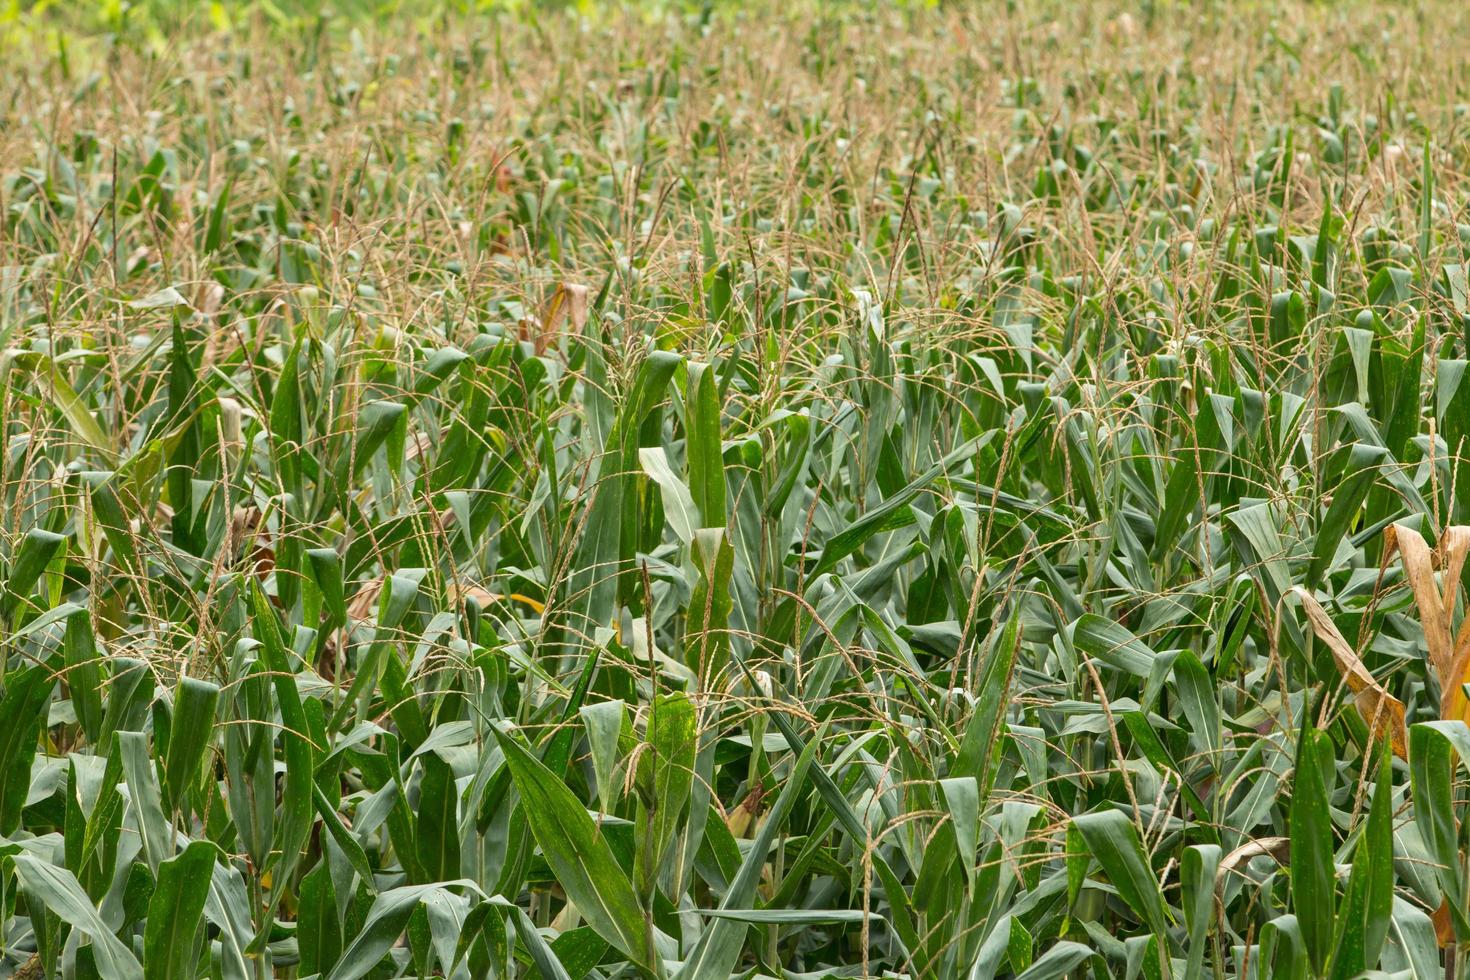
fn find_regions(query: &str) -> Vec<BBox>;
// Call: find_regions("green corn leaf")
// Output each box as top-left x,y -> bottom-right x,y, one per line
639,446 -> 699,545
491,725 -> 655,971
298,860 -> 344,977
581,699 -> 626,808
162,676 -> 219,816
685,360 -> 726,527
249,582 -> 315,886
1291,726 -> 1337,973
16,855 -> 144,980
8,352 -> 116,460
143,840 -> 218,980
0,664 -> 55,835
1073,809 -> 1170,941
1330,744 -> 1394,979
3,527 -> 65,617
1181,845 -> 1221,980
118,729 -> 173,871
329,882 -> 484,980
676,734 -> 818,979
1409,721 -> 1470,941
416,753 -> 462,883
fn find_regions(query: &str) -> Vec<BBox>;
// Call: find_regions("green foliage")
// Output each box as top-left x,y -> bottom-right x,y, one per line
4,0 -> 1470,977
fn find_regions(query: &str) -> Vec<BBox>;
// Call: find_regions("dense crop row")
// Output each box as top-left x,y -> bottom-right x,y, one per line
4,1 -> 1470,977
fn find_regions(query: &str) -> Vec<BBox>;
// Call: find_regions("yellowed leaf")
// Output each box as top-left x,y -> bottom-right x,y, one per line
1293,586 -> 1407,758
447,583 -> 546,615
352,578 -> 547,618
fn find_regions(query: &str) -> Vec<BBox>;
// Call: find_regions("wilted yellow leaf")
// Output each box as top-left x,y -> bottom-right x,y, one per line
1293,586 -> 1407,758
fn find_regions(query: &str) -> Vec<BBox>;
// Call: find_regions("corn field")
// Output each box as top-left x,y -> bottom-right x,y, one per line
4,1 -> 1470,977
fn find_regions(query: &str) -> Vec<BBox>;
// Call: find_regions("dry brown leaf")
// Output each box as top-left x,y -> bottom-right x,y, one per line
403,429 -> 432,463
535,282 -> 589,355
1214,836 -> 1289,906
1382,524 -> 1470,724
195,280 -> 224,318
347,578 -> 384,622
1435,899 -> 1455,946
1390,524 -> 1457,693
1293,586 -> 1408,758
1442,526 -> 1470,614
1440,528 -> 1470,724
